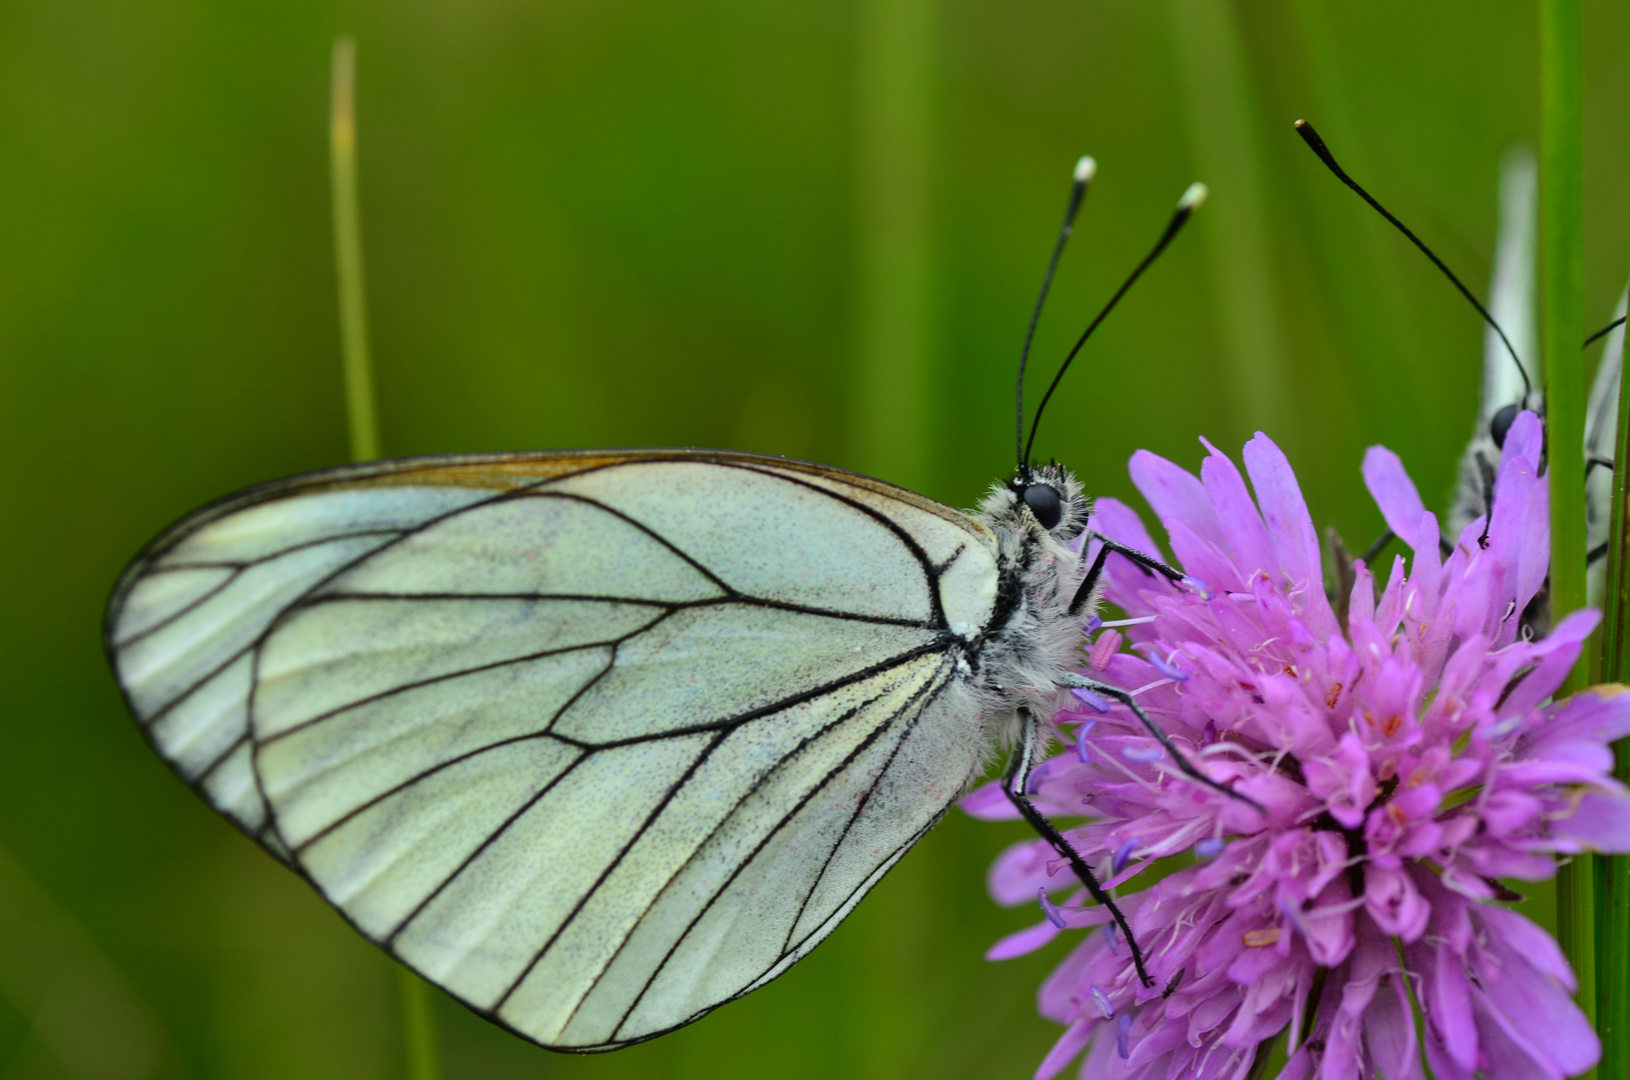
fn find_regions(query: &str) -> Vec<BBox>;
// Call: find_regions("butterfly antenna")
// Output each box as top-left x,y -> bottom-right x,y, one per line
1016,156 -> 1097,469
1293,118 -> 1531,404
1023,182 -> 1207,469
1586,315 -> 1627,349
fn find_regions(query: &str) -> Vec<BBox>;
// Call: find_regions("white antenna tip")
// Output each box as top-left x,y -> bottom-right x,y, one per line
1179,182 -> 1209,212
1074,156 -> 1097,184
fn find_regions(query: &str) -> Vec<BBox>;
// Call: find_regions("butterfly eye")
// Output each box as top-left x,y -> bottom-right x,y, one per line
1022,484 -> 1064,530
1490,403 -> 1519,449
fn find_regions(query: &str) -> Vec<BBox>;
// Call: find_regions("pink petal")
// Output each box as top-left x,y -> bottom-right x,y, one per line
1348,560 -> 1377,625
1542,684 -> 1630,744
1275,1046 -> 1315,1080
1426,940 -> 1478,1072
1242,433 -> 1340,640
988,839 -> 1058,906
1472,964 -> 1599,1077
1199,436 -> 1275,581
1497,610 -> 1599,718
1129,450 -> 1226,549
1087,497 -> 1166,562
1517,466 -> 1549,618
987,919 -> 1061,960
1163,518 -> 1245,594
1550,791 -> 1630,853
1470,994 -> 1554,1080
1364,864 -> 1431,941
1501,409 -> 1544,470
960,779 -> 1018,820
1304,732 -> 1375,830
1099,856 -> 1155,891
1477,906 -> 1575,991
1365,972 -> 1424,1080
1362,445 -> 1427,550
1407,511 -> 1443,622
1035,1018 -> 1095,1080
1486,450 -> 1546,622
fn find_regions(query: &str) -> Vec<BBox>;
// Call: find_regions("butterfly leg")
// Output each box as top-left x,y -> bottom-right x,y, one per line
1475,451 -> 1497,549
1058,673 -> 1265,814
1068,534 -> 1186,615
1362,528 -> 1452,562
1005,705 -> 1154,988
1360,529 -> 1394,564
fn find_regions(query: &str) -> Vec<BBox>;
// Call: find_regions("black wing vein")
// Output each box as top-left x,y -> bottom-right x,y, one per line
288,636 -> 950,860
254,612 -> 671,749
609,668 -> 953,1039
490,729 -> 737,1011
774,665 -> 947,955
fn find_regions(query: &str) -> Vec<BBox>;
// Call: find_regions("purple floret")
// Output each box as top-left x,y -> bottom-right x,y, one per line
964,416 -> 1630,1080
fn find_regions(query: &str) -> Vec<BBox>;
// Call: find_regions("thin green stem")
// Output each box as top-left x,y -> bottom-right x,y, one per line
1541,1 -> 1594,1065
851,0 -> 934,490
332,35 -> 381,464
1542,0 -> 1587,678
397,967 -> 443,1080
330,36 -> 436,1080
1166,0 -> 1290,440
1394,938 -> 1438,1080
1598,286 -> 1630,1080
1559,856 -> 1599,1077
1603,740 -> 1630,1080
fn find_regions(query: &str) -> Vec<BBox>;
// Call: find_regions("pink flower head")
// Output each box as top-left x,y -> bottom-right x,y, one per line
967,415 -> 1630,1080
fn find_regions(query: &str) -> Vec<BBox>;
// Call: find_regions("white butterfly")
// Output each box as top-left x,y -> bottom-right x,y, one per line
1443,146 -> 1626,610
1293,124 -> 1626,601
1447,148 -> 1540,541
105,174 -> 1223,1050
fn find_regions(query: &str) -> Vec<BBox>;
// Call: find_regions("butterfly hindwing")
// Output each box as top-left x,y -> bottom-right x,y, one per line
1586,287 -> 1627,608
106,450 -> 1000,1049
110,475 -> 503,850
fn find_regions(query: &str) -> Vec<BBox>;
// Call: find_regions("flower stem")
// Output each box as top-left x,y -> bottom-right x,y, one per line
397,967 -> 444,1080
1394,938 -> 1438,1080
1597,262 -> 1630,1080
331,35 -> 380,464
1542,0 -> 1587,678
851,0 -> 934,490
1165,0 -> 1291,440
331,36 -> 439,1080
1541,0 -> 1595,1064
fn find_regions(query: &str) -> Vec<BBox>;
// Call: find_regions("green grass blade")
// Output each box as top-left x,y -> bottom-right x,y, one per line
851,0 -> 935,491
1165,0 -> 1289,441
397,967 -> 443,1080
1542,1 -> 1587,675
1598,295 -> 1630,1080
332,35 -> 381,464
1541,1 -> 1595,1066
331,36 -> 439,1080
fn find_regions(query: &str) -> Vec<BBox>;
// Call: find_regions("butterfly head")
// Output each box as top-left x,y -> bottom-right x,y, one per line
1489,403 -> 1520,449
992,463 -> 1090,543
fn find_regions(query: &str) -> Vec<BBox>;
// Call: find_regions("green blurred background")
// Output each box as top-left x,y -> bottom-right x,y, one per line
4,1 -> 1630,1077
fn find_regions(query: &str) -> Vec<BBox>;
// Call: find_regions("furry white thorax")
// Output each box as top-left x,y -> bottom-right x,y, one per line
965,463 -> 1099,755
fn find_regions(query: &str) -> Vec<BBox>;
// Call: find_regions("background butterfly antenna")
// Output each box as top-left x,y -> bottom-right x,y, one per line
1293,118 -> 1532,406
1586,315 -> 1627,348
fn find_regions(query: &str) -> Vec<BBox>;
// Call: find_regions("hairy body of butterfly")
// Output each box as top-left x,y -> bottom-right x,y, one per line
105,447 -> 1158,1052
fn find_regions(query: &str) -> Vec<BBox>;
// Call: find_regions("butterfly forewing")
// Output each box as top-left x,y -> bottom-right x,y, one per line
105,449 -> 1000,1050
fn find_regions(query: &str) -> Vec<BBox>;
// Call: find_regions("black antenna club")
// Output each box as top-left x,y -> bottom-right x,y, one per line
1292,118 -> 1531,404
1022,182 -> 1208,470
1015,156 -> 1096,469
